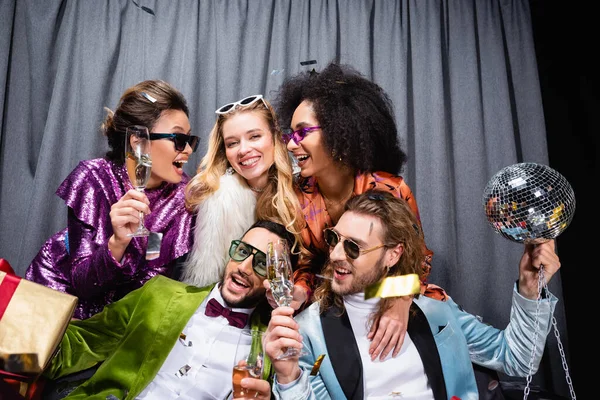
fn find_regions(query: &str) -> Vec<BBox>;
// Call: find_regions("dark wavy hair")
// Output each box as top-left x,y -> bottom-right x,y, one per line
102,79 -> 189,165
245,219 -> 299,267
274,62 -> 407,174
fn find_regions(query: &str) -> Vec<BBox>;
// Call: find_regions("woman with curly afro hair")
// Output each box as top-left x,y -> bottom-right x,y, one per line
274,61 -> 447,361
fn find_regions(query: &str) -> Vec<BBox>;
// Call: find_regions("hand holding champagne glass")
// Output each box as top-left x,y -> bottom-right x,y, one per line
125,125 -> 152,237
267,239 -> 294,307
232,329 -> 264,398
266,239 -> 306,360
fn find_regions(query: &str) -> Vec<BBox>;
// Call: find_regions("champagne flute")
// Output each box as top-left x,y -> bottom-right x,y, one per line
267,239 -> 304,360
125,125 -> 152,237
232,329 -> 264,398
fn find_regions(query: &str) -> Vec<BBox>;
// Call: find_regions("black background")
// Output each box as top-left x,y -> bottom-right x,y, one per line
530,0 -> 597,396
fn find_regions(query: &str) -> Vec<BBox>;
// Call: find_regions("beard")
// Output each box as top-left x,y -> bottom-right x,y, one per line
223,289 -> 265,309
218,276 -> 266,309
328,251 -> 388,296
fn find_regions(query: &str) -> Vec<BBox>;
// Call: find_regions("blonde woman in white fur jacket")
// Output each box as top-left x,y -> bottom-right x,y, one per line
181,95 -> 304,290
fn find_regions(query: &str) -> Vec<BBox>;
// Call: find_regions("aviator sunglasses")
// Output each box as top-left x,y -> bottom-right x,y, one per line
323,228 -> 386,260
229,239 -> 267,277
282,126 -> 320,145
149,133 -> 200,152
215,94 -> 267,115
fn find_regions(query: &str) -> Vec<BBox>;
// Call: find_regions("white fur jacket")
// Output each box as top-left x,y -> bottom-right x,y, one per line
180,172 -> 257,287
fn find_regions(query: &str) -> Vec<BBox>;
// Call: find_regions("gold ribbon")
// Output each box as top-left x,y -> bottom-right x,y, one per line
364,274 -> 421,299
310,354 -> 326,376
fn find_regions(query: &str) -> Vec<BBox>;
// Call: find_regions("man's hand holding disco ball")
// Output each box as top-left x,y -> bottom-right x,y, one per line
483,162 -> 576,398
483,162 -> 575,298
518,240 -> 560,300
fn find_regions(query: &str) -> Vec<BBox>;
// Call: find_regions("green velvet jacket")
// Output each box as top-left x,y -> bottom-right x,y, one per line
45,275 -> 272,399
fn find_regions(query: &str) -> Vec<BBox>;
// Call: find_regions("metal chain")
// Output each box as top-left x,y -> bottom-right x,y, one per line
523,266 -> 577,399
551,314 -> 577,399
523,268 -> 544,400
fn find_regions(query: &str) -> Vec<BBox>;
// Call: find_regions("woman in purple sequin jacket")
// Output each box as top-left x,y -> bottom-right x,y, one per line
25,80 -> 199,319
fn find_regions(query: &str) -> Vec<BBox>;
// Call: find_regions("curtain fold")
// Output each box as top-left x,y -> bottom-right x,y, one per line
0,0 -> 571,395
0,0 -> 16,151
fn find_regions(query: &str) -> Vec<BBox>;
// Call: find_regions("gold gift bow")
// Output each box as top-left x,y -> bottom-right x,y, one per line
364,274 -> 420,299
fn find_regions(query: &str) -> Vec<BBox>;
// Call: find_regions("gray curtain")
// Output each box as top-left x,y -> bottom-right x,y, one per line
0,0 -> 572,396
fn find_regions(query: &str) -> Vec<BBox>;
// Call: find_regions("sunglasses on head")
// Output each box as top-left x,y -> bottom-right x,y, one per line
229,240 -> 267,277
215,95 -> 267,115
323,228 -> 385,260
149,133 -> 200,152
282,126 -> 320,145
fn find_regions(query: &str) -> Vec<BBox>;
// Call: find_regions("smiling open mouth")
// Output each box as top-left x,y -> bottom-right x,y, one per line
335,267 -> 352,276
240,157 -> 260,167
231,275 -> 249,288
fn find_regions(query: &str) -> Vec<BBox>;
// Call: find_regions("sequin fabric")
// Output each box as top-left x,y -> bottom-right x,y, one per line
25,158 -> 194,319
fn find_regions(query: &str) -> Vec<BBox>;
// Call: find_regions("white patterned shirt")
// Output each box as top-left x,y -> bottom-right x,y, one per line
136,285 -> 254,399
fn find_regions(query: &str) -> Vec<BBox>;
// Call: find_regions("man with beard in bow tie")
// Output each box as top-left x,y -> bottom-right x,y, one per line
43,220 -> 294,400
263,190 -> 561,400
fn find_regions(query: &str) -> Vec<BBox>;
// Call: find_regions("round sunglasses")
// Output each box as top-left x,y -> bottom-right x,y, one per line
323,228 -> 385,260
229,239 -> 267,277
149,133 -> 200,152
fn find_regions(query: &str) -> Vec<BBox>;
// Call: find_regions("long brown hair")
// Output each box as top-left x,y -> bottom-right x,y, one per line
102,79 -> 189,165
314,190 -> 425,321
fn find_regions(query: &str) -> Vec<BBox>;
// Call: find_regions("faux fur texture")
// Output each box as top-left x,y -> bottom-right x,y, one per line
180,172 -> 257,287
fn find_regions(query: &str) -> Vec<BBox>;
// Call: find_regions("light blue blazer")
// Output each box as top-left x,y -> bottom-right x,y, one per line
273,286 -> 557,400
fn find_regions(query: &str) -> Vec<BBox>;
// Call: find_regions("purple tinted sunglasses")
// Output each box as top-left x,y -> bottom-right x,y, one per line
282,126 -> 320,144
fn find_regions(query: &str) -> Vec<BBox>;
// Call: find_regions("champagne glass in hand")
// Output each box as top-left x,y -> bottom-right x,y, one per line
125,125 -> 152,237
232,329 -> 264,398
267,239 -> 305,360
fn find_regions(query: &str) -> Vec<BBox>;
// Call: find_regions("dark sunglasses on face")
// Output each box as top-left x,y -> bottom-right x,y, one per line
282,126 -> 321,144
229,240 -> 267,277
323,228 -> 385,260
215,94 -> 267,115
149,133 -> 200,152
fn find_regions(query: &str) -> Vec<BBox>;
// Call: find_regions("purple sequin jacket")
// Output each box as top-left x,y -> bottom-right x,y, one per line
25,158 -> 194,319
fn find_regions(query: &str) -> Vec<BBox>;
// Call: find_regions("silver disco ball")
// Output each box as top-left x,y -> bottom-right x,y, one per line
483,162 -> 575,244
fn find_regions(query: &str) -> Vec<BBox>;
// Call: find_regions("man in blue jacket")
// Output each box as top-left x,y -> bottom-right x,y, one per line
264,190 -> 560,400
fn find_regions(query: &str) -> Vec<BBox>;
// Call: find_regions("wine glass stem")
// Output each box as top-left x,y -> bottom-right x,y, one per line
137,188 -> 146,229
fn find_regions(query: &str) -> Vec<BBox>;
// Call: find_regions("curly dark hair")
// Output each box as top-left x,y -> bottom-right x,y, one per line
246,219 -> 299,268
274,62 -> 407,174
102,79 -> 189,165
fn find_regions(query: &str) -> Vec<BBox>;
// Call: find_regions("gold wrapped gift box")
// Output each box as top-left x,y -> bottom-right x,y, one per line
0,271 -> 77,375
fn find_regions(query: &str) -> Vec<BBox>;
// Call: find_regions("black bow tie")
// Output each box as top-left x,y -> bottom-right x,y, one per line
204,298 -> 249,329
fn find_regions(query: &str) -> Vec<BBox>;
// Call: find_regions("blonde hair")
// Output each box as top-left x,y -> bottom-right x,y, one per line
185,97 -> 305,252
